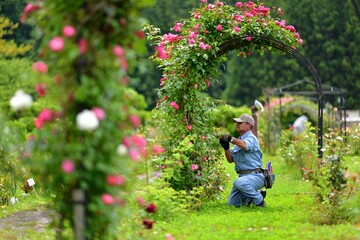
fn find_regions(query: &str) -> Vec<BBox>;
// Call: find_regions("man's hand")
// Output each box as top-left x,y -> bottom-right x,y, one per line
222,134 -> 232,142
219,139 -> 229,150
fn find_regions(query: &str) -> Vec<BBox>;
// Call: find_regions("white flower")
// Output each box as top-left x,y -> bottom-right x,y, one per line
335,136 -> 343,141
116,144 -> 128,155
9,89 -> 33,111
76,110 -> 99,131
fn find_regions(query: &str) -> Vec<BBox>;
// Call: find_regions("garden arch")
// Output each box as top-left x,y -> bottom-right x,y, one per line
148,1 -> 327,195
216,35 -> 323,157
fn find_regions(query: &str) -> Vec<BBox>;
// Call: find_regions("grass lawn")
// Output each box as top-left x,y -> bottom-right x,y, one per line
1,155 -> 359,240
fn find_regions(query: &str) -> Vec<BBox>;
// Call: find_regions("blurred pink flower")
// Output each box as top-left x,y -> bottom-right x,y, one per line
61,159 -> 75,173
165,233 -> 175,240
201,135 -> 206,140
78,38 -> 87,54
129,149 -> 140,161
38,108 -> 52,122
32,61 -> 48,74
191,164 -> 199,171
35,83 -> 46,96
152,144 -> 165,154
62,25 -> 76,37
216,25 -> 222,31
92,107 -> 105,120
187,125 -> 193,130
34,117 -> 43,129
106,174 -> 125,186
236,2 -> 243,7
201,0 -> 207,3
170,101 -> 179,110
101,193 -> 114,205
49,37 -> 64,51
113,45 -> 125,57
129,114 -> 141,128
137,197 -> 146,207
245,36 -> 252,41
233,26 -> 240,32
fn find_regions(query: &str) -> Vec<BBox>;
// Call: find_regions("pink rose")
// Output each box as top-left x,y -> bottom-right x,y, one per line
35,83 -> 46,96
78,38 -> 87,54
216,25 -> 222,31
191,164 -> 199,171
32,61 -> 48,74
62,25 -> 76,37
107,174 -> 125,186
49,37 -> 64,51
92,107 -> 105,120
187,125 -> 193,130
113,45 -> 125,57
101,193 -> 114,205
170,101 -> 179,110
245,36 -> 252,41
38,109 -> 52,122
129,114 -> 141,128
61,159 -> 75,173
233,26 -> 240,32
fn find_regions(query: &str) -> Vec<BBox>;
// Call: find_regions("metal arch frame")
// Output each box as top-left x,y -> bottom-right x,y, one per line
216,35 -> 324,158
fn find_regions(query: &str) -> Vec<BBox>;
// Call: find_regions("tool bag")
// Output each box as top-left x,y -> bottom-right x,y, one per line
262,168 -> 274,188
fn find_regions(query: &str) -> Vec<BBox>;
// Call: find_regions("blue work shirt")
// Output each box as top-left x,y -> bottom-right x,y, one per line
230,130 -> 263,172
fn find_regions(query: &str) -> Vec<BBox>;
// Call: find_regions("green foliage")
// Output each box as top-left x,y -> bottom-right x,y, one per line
279,122 -> 318,178
0,16 -> 32,57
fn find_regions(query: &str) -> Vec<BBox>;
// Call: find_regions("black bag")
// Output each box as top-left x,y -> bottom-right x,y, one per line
261,168 -> 275,189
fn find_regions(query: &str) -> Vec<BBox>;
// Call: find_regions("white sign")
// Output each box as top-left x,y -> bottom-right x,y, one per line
27,178 -> 35,187
10,197 -> 18,204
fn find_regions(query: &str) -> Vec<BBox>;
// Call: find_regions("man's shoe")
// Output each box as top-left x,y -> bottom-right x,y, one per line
260,190 -> 266,199
256,200 -> 266,207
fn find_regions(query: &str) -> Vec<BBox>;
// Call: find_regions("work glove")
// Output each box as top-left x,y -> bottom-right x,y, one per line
222,134 -> 232,143
219,139 -> 229,150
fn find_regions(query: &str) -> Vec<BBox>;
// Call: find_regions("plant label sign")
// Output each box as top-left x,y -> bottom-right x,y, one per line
27,178 -> 35,187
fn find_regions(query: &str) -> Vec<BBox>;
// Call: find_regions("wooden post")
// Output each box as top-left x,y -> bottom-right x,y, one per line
73,189 -> 86,240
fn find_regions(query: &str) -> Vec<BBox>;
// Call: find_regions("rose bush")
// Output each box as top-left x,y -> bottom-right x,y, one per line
17,0 -> 154,238
145,0 -> 301,199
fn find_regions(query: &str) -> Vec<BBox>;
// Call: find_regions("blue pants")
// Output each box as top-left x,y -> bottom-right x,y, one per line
227,172 -> 265,207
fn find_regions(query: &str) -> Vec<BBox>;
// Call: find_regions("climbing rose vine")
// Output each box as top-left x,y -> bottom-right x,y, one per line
144,0 -> 301,199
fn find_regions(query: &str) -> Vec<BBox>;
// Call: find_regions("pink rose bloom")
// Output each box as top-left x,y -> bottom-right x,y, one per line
155,44 -> 169,59
173,23 -> 183,32
245,36 -> 252,41
216,2 -> 223,7
38,108 -> 52,122
137,197 -> 146,207
129,149 -> 140,161
201,135 -> 206,140
201,0 -> 207,3
298,39 -> 303,45
245,12 -> 253,18
113,45 -> 125,57
129,114 -> 141,128
107,174 -> 125,186
24,3 -> 40,15
236,2 -> 243,7
187,125 -> 193,130
170,101 -> 179,110
216,25 -> 222,31
34,117 -> 43,129
32,61 -> 48,74
101,193 -> 114,205
78,38 -> 87,54
92,107 -> 105,120
61,159 -> 75,173
152,144 -> 165,154
191,164 -> 199,171
49,37 -> 64,51
35,83 -> 46,96
62,25 -> 76,37
233,26 -> 241,32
